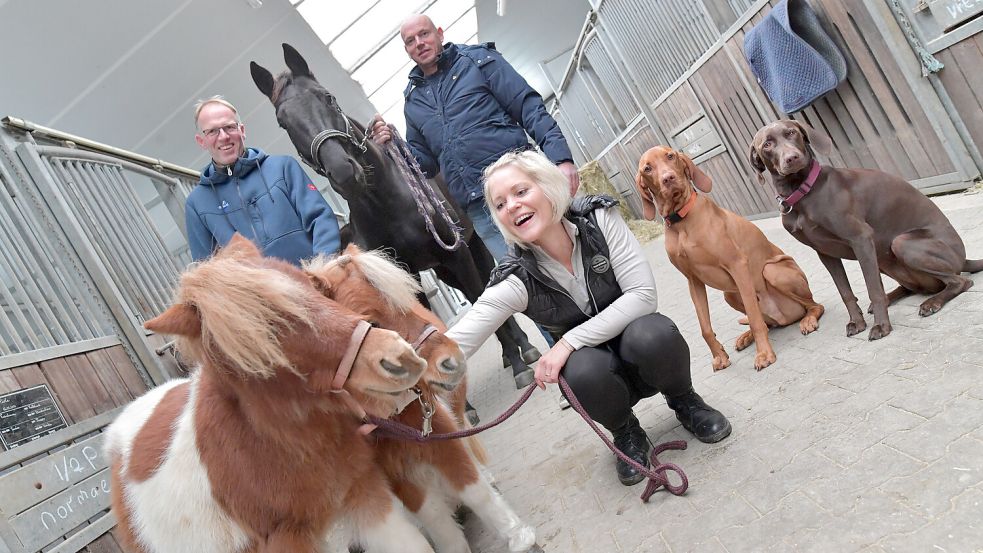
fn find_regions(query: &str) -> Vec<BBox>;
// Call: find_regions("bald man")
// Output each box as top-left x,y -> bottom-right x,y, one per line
371,14 -> 579,262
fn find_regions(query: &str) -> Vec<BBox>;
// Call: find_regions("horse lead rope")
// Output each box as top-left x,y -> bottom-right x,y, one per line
370,123 -> 465,252
366,376 -> 689,502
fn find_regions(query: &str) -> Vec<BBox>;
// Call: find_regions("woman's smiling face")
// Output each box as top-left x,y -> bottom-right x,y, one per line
487,165 -> 554,244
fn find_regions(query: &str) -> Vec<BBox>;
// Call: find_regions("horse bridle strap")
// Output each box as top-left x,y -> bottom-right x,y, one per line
306,110 -> 370,177
411,324 -> 440,352
331,319 -> 373,392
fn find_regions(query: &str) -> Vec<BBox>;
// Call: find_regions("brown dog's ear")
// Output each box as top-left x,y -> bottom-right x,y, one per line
748,143 -> 767,184
791,120 -> 832,156
681,152 -> 712,193
635,172 -> 658,221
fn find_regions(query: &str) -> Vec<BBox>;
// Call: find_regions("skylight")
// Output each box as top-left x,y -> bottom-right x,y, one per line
294,0 -> 478,133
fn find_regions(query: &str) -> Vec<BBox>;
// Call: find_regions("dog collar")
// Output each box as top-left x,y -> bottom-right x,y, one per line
665,190 -> 697,227
777,159 -> 821,214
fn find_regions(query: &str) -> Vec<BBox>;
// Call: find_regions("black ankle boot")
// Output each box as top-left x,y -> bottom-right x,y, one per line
611,413 -> 650,486
665,389 -> 732,443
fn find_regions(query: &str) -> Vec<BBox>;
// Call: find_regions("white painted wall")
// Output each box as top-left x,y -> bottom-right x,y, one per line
0,0 -> 376,176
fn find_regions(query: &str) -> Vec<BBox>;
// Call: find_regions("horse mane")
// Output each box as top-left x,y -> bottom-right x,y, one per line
177,255 -> 316,379
270,71 -> 292,105
306,250 -> 421,314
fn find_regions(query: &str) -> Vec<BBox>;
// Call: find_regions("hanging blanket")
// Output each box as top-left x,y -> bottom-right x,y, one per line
743,0 -> 847,113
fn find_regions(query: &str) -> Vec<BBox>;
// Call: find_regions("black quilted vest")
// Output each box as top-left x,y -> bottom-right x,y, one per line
488,195 -> 623,337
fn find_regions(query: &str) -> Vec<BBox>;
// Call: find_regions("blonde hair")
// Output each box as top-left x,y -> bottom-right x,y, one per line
482,150 -> 573,246
193,95 -> 240,130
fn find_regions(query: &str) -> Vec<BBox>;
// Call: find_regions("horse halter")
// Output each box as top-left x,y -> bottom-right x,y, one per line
304,106 -> 371,178
410,324 -> 440,352
409,323 -> 440,436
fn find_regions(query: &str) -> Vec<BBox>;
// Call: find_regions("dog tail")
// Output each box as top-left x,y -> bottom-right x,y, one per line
964,258 -> 983,273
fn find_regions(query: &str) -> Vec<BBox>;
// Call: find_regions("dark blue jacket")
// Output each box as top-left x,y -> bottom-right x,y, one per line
185,148 -> 341,265
403,42 -> 574,208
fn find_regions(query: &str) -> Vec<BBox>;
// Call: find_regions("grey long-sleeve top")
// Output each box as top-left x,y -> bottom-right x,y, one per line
445,207 -> 658,357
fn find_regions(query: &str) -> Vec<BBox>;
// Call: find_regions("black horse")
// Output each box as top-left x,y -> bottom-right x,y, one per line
250,43 -> 540,390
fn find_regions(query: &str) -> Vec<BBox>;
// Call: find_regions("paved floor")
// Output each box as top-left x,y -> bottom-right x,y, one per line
461,191 -> 983,553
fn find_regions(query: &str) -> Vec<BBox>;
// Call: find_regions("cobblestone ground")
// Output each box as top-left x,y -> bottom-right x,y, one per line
460,191 -> 983,553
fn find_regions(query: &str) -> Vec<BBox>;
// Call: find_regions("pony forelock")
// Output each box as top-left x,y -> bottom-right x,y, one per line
177,256 -> 316,379
308,250 -> 420,314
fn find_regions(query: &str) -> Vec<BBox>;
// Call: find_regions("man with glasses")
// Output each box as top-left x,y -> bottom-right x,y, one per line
184,95 -> 341,265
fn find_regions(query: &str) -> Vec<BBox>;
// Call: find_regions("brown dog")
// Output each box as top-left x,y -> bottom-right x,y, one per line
750,120 -> 983,340
636,146 -> 824,371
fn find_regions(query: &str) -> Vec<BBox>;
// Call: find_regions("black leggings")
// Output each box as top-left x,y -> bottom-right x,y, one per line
561,313 -> 691,432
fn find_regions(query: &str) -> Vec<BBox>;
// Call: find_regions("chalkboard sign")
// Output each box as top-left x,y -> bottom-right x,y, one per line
929,0 -> 983,31
0,384 -> 69,450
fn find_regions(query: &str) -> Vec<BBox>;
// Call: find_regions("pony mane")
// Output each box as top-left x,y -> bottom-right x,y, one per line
307,250 -> 421,314
177,255 -> 316,378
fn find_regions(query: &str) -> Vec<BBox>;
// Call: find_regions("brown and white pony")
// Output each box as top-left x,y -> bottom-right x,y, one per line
306,245 -> 539,552
105,235 -> 435,553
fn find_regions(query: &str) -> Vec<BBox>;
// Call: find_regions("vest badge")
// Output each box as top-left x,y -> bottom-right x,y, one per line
590,254 -> 611,274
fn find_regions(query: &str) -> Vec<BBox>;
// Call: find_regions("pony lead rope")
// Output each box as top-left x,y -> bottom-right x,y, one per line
366,376 -> 690,503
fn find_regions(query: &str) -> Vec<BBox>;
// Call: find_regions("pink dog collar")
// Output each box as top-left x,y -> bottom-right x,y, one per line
777,159 -> 821,214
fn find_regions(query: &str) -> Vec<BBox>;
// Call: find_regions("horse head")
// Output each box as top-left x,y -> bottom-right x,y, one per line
304,244 -> 467,395
143,234 -> 427,418
250,43 -> 370,200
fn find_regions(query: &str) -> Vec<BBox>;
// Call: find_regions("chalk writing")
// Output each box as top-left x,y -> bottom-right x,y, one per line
38,477 -> 110,530
930,0 -> 983,29
54,445 -> 99,482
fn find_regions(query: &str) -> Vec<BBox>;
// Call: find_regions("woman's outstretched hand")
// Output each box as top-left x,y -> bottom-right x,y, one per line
534,339 -> 574,390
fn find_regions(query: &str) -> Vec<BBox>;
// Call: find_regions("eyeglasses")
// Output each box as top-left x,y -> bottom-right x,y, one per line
200,123 -> 241,139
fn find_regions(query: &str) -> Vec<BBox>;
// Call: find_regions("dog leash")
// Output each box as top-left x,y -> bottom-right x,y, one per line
366,376 -> 689,502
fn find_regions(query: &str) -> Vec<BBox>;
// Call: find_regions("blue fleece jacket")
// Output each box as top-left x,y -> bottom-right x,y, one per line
185,148 -> 340,265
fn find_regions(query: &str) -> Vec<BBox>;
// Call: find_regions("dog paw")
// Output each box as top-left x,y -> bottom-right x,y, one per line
799,317 -> 819,335
712,355 -> 731,371
846,318 -> 867,337
754,350 -> 776,371
734,331 -> 754,351
918,301 -> 943,317
868,323 -> 892,341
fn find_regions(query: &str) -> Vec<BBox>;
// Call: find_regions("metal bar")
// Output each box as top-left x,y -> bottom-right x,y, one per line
100,165 -> 179,310
92,164 -> 174,314
77,162 -> 166,315
0,336 -> 120,371
15,143 -> 166,386
0,146 -> 107,342
0,208 -> 64,346
2,117 -> 199,179
54,160 -> 155,320
0,254 -> 39,352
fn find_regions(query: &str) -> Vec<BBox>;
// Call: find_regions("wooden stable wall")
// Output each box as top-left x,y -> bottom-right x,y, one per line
558,0 -> 982,221
0,347 -> 146,425
933,32 -> 983,166
0,346 -> 149,553
652,0 -> 974,218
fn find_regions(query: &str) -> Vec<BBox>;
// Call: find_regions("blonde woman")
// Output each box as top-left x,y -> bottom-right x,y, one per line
446,150 -> 731,486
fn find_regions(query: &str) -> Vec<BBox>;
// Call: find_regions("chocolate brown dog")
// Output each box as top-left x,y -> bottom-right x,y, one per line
636,146 -> 824,371
749,120 -> 983,340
